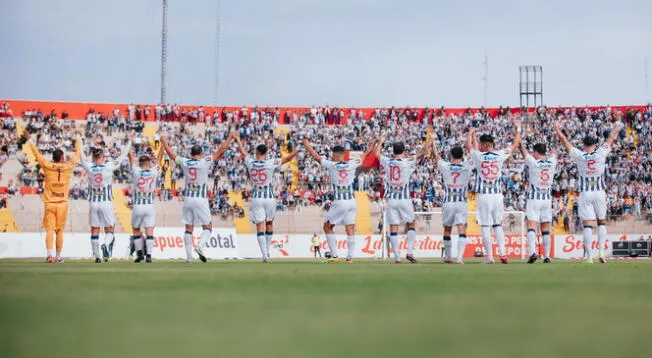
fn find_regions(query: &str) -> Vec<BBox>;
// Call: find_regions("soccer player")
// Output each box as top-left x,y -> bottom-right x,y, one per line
519,141 -> 557,264
160,131 -> 236,263
375,136 -> 432,263
432,142 -> 473,264
311,233 -> 322,258
24,130 -> 82,263
128,148 -> 164,263
302,138 -> 374,263
554,118 -> 622,263
468,123 -> 521,264
234,135 -> 298,262
81,137 -> 132,263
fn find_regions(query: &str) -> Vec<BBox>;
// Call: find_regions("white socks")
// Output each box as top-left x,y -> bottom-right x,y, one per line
256,233 -> 267,259
91,235 -> 100,258
597,224 -> 607,256
481,226 -> 493,260
326,233 -> 338,257
265,232 -> 273,257
183,231 -> 193,260
199,228 -> 211,249
347,235 -> 355,259
457,234 -> 468,262
541,231 -> 551,259
389,233 -> 400,260
134,235 -> 143,251
494,225 -> 505,257
527,229 -> 537,256
443,236 -> 452,259
104,232 -> 115,246
406,229 -> 416,255
583,226 -> 593,259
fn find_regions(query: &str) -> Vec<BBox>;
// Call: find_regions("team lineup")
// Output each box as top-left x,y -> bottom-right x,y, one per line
23,118 -> 624,264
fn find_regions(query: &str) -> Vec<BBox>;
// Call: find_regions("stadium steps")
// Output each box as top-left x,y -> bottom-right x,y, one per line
466,193 -> 480,235
354,192 -> 372,234
15,122 -> 37,166
0,202 -> 20,232
230,191 -> 253,234
111,188 -> 130,233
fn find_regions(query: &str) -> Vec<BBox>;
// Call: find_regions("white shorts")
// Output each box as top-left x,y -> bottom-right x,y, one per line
442,201 -> 468,227
476,194 -> 504,226
578,191 -> 607,221
324,200 -> 357,226
89,201 -> 116,228
386,199 -> 416,225
132,204 -> 156,229
183,198 -> 212,226
250,198 -> 277,224
526,199 -> 552,223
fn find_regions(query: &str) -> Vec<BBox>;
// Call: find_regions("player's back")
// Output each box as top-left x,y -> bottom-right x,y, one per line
525,155 -> 557,200
570,146 -> 610,192
245,157 -> 280,199
471,149 -> 509,194
380,156 -> 415,200
40,160 -> 75,203
132,166 -> 158,206
322,158 -> 361,201
85,161 -> 117,202
178,156 -> 211,199
438,159 -> 472,202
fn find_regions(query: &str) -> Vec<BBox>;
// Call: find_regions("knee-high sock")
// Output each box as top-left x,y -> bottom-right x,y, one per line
325,233 -> 338,257
541,231 -> 551,259
265,231 -> 273,256
583,226 -> 593,259
406,228 -> 416,255
493,225 -> 505,257
199,228 -> 211,249
55,230 -> 64,257
527,229 -> 537,256
146,236 -> 154,256
45,230 -> 54,256
91,235 -> 100,259
443,236 -> 452,259
256,232 -> 267,259
457,234 -> 468,261
481,226 -> 493,260
183,231 -> 194,260
347,235 -> 355,259
104,232 -> 115,246
134,235 -> 143,251
597,224 -> 607,256
390,233 -> 400,261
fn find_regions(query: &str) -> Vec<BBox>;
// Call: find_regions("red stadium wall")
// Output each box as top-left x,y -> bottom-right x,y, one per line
1,99 -> 647,124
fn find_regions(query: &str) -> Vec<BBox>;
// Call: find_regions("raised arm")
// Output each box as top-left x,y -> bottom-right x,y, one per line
466,127 -> 478,152
70,133 -> 82,164
414,136 -> 433,161
114,140 -> 132,166
160,136 -> 177,162
24,131 -> 46,167
212,130 -> 236,162
128,150 -> 136,168
280,143 -> 299,166
431,139 -> 442,163
373,136 -> 383,160
507,121 -> 522,156
605,120 -> 623,148
302,138 -> 322,163
553,120 -> 573,153
234,136 -> 249,160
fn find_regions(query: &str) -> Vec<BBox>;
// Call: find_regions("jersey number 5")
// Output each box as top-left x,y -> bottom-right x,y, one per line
539,169 -> 550,185
250,168 -> 268,184
480,161 -> 499,180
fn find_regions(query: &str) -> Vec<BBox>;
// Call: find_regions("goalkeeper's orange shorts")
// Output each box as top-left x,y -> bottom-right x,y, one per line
42,201 -> 69,232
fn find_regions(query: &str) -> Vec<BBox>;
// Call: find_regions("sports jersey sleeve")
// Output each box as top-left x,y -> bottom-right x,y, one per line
596,144 -> 612,157
437,159 -> 447,172
349,158 -> 362,169
244,157 -> 254,169
175,156 -> 187,167
499,148 -> 511,161
570,148 -> 584,161
525,154 -> 537,168
321,159 -> 334,170
270,158 -> 282,170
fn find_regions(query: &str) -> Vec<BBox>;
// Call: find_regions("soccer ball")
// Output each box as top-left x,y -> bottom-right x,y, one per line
324,251 -> 332,259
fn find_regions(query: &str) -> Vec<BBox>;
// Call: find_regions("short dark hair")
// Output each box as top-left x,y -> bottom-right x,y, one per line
583,136 -> 597,147
533,143 -> 547,155
190,145 -> 202,156
450,147 -> 464,159
138,155 -> 151,165
256,144 -> 268,156
91,148 -> 103,160
331,145 -> 345,153
479,134 -> 494,144
392,142 -> 405,155
52,149 -> 64,163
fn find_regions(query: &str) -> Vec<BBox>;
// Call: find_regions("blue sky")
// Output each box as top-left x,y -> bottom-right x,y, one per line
1,0 -> 651,107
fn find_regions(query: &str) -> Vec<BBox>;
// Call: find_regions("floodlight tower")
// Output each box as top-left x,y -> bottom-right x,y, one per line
519,65 -> 543,109
214,0 -> 221,105
160,0 -> 168,104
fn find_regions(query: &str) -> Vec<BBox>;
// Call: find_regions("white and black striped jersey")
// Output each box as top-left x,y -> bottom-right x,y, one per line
570,146 -> 610,192
82,143 -> 131,203
245,157 -> 281,199
321,158 -> 361,201
380,156 -> 416,200
438,159 -> 472,203
176,156 -> 212,199
471,149 -> 510,194
525,154 -> 557,200
131,166 -> 159,205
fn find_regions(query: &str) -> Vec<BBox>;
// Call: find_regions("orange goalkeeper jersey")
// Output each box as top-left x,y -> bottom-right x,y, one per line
28,139 -> 82,203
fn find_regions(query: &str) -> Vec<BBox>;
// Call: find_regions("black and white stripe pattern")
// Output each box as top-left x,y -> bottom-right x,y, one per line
384,184 -> 410,200
474,177 -> 502,194
528,184 -> 551,200
578,176 -> 605,192
184,184 -> 208,198
252,185 -> 275,199
90,184 -> 113,202
133,192 -> 154,205
445,188 -> 467,202
332,184 -> 354,201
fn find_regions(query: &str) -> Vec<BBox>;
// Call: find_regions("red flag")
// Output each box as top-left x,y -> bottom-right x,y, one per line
361,151 -> 380,168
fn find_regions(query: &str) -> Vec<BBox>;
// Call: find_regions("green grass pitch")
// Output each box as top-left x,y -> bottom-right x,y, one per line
1,259 -> 651,358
